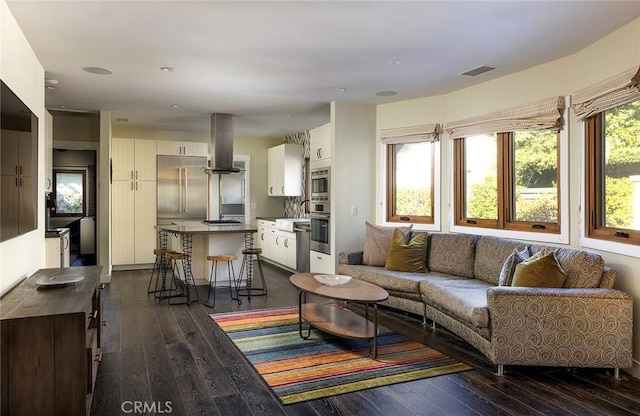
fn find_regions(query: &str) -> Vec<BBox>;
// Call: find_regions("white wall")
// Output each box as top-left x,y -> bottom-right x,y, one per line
376,16 -> 640,378
332,102 -> 377,257
0,0 -> 46,295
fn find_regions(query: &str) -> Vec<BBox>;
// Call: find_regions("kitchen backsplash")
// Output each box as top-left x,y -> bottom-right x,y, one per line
284,131 -> 310,218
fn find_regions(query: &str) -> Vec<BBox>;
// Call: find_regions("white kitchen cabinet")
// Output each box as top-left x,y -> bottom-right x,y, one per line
310,250 -> 335,274
267,143 -> 303,196
45,229 -> 70,268
221,172 -> 244,204
156,140 -> 208,157
310,123 -> 331,163
112,138 -> 157,181
112,139 -> 157,266
275,230 -> 297,270
256,220 -> 276,260
112,179 -> 157,265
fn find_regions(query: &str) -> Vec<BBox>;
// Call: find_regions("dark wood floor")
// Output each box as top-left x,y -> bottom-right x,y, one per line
90,263 -> 640,416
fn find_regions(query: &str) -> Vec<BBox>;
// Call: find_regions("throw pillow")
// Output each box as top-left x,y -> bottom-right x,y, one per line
362,222 -> 412,266
498,247 -> 530,286
511,251 -> 567,288
384,229 -> 428,273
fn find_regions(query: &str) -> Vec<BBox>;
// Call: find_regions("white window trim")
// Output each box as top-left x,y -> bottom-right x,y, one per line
578,119 -> 640,258
379,141 -> 441,232
450,96 -> 570,245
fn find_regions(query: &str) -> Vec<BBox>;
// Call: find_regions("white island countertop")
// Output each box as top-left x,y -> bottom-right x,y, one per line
156,222 -> 257,235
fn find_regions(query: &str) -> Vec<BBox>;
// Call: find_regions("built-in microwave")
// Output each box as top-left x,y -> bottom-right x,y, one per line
310,167 -> 330,213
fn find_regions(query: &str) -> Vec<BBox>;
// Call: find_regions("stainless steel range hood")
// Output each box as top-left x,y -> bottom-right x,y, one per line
203,113 -> 240,174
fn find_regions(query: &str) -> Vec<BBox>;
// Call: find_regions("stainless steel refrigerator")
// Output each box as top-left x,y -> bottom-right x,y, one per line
157,155 -> 208,225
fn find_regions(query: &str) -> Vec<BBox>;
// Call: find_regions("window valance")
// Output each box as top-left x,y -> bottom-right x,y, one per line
380,123 -> 441,144
571,66 -> 640,120
445,96 -> 565,139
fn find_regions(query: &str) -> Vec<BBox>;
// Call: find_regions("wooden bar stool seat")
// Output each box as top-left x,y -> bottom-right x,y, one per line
148,248 -> 178,296
237,247 -> 267,299
205,254 -> 241,308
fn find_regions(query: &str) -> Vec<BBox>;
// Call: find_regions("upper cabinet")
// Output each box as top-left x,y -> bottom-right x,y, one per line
310,123 -> 331,163
267,143 -> 303,197
112,138 -> 157,181
156,140 -> 208,157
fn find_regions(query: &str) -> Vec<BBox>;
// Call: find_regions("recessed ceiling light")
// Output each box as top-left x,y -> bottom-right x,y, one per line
334,87 -> 346,92
387,60 -> 403,65
171,104 -> 181,108
284,114 -> 292,118
46,86 -> 57,90
45,78 -> 59,86
82,66 -> 113,75
160,67 -> 174,72
375,90 -> 398,97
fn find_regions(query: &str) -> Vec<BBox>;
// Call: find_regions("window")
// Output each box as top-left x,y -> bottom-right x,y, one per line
585,99 -> 640,245
454,130 -> 560,233
386,141 -> 435,224
53,169 -> 86,217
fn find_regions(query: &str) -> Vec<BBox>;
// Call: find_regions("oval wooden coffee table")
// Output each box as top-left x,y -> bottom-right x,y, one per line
289,273 -> 389,358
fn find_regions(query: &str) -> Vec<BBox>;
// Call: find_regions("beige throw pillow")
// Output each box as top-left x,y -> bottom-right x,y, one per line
384,229 -> 428,273
498,247 -> 530,286
362,222 -> 412,266
512,251 -> 567,288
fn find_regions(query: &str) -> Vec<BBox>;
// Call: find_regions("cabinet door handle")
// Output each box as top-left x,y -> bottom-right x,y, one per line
19,177 -> 23,187
131,182 -> 134,191
281,186 -> 285,194
15,165 -> 18,174
284,239 -> 288,248
19,165 -> 22,175
135,170 -> 138,179
135,182 -> 138,191
46,177 -> 51,190
275,237 -> 279,245
64,236 -> 69,249
15,177 -> 18,187
130,170 -> 134,179
269,186 -> 273,194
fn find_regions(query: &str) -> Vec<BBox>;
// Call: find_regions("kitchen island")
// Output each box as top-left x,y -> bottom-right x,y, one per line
156,221 -> 258,305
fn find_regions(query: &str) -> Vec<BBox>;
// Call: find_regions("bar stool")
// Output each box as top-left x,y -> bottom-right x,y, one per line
147,248 -> 176,297
164,252 -> 200,305
205,254 -> 241,308
236,248 -> 267,300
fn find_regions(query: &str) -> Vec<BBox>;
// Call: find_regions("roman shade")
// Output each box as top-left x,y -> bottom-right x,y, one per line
571,66 -> 640,120
380,123 -> 441,144
445,96 -> 565,139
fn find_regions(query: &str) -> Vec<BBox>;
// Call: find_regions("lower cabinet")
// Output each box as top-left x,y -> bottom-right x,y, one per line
0,266 -> 103,416
256,220 -> 297,270
45,229 -> 70,268
310,250 -> 335,274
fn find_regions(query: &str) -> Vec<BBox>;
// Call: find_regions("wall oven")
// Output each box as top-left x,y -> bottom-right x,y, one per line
310,214 -> 330,255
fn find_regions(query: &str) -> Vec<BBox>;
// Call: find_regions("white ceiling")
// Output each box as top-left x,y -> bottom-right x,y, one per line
6,1 -> 640,137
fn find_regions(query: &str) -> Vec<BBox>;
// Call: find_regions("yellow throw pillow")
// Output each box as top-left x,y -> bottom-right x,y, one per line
511,251 -> 567,288
384,229 -> 428,273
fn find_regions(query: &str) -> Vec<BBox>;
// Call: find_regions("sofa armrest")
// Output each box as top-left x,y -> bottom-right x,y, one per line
487,287 -> 633,368
338,251 -> 363,265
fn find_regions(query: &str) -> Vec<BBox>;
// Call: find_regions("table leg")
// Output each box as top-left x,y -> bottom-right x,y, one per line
372,303 -> 379,359
298,290 -> 311,340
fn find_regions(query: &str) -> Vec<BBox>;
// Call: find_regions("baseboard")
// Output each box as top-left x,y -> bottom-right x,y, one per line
628,359 -> 640,380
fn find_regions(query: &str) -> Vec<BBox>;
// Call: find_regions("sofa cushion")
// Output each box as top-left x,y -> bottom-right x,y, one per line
362,222 -> 412,266
474,236 -> 527,284
512,251 -> 566,288
530,245 -> 604,288
385,229 -> 428,273
337,264 -> 427,294
498,247 -> 530,286
420,278 -> 492,329
427,233 -> 476,278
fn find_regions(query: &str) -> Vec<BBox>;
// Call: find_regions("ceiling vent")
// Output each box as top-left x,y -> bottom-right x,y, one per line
459,65 -> 497,77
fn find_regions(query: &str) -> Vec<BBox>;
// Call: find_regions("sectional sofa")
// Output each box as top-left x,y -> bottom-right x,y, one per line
338,232 -> 633,376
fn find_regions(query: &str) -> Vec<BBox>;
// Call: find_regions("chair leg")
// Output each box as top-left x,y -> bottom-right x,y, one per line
255,254 -> 267,295
229,261 -> 241,305
147,255 -> 162,294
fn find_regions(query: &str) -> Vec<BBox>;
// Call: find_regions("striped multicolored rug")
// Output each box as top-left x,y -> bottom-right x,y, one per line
211,307 -> 471,404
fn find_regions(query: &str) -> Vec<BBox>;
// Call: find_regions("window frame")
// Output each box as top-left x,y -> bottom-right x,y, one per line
453,131 -> 561,235
584,114 -> 640,246
52,168 -> 87,217
384,141 -> 438,227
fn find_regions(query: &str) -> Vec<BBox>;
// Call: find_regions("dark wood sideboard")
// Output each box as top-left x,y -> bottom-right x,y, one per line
0,265 -> 103,416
